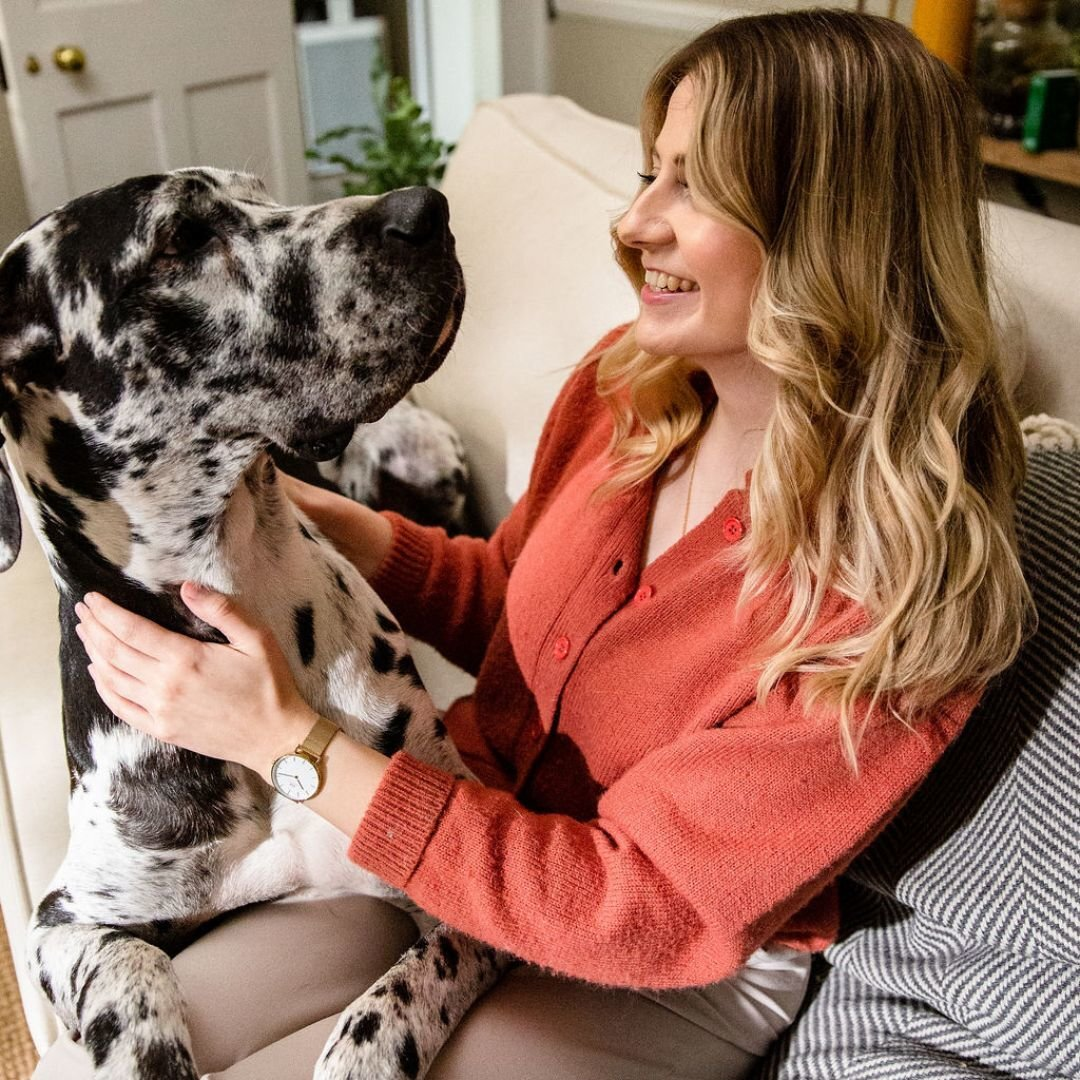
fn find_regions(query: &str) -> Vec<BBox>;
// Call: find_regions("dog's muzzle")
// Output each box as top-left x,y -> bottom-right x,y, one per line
289,421 -> 358,462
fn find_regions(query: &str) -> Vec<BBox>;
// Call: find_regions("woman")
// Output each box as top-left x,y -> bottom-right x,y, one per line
64,10 -> 1031,1079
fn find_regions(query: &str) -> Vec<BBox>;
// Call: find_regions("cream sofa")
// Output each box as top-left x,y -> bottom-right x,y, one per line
1,94 -> 1078,1066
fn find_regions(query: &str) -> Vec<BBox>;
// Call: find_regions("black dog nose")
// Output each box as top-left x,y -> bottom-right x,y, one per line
375,187 -> 449,248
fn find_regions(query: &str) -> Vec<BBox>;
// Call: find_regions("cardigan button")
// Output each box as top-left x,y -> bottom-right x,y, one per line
722,516 -> 745,542
634,584 -> 655,604
552,634 -> 571,660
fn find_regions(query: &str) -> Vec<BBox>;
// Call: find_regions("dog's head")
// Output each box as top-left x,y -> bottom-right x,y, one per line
0,167 -> 464,571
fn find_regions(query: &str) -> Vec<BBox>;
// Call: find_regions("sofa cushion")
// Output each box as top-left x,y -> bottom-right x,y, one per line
762,444 -> 1080,1079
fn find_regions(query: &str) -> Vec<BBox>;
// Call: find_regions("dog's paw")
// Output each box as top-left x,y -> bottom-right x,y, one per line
314,999 -> 424,1080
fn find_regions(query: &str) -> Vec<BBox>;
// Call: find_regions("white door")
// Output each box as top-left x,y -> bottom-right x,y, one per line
0,0 -> 309,220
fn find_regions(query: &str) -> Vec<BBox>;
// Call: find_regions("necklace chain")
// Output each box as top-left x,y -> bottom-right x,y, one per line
680,438 -> 701,538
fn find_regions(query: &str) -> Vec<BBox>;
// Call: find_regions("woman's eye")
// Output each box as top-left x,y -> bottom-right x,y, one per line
636,172 -> 657,185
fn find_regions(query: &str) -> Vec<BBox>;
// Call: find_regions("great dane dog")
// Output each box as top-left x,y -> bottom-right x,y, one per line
0,169 -> 511,1080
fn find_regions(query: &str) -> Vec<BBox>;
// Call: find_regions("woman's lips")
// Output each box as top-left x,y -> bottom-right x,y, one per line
640,284 -> 700,306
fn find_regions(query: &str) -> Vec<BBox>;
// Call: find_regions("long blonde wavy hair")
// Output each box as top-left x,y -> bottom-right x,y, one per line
597,10 -> 1033,765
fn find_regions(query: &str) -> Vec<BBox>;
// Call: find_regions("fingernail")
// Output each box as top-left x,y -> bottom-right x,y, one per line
185,581 -> 209,595
84,593 -> 98,606
74,602 -> 86,618
74,623 -> 84,638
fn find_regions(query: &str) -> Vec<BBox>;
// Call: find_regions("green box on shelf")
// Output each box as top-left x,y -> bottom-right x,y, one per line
1022,69 -> 1080,153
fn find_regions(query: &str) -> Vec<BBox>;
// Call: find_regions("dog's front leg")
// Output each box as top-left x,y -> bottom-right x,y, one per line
28,909 -> 199,1080
315,925 -> 513,1080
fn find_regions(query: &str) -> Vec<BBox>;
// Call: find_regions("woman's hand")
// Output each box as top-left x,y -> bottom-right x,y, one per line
76,583 -> 318,779
278,473 -> 393,580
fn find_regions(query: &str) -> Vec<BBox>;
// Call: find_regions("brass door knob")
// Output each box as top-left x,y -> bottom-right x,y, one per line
52,46 -> 86,72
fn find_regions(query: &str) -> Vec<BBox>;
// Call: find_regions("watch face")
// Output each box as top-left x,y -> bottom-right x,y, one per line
271,753 -> 320,802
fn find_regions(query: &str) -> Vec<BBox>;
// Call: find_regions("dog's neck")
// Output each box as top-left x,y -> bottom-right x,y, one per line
11,411 -> 297,606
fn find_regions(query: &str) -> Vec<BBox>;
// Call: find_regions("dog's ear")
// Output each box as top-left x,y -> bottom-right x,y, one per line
0,406 -> 21,573
0,239 -> 59,572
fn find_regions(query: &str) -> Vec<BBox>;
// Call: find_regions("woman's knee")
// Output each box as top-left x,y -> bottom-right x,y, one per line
174,895 -> 418,1074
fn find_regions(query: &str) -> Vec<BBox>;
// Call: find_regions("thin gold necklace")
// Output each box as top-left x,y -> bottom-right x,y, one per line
680,437 -> 701,537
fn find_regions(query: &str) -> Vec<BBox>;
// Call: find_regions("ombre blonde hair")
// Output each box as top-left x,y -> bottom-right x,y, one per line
597,9 -> 1033,765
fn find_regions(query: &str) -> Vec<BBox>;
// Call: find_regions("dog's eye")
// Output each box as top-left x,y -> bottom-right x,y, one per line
156,218 -> 219,261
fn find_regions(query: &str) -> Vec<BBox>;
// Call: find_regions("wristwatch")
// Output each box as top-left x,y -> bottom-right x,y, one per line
270,716 -> 339,802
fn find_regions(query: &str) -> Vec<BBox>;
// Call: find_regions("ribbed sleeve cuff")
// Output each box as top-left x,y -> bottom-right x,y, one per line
347,751 -> 457,889
368,512 -> 436,607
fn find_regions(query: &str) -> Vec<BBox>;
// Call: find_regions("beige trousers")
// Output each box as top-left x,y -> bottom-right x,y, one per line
32,896 -> 808,1080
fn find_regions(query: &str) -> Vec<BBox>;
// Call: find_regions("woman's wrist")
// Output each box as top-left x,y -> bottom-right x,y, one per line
254,704 -> 321,782
305,731 -> 391,836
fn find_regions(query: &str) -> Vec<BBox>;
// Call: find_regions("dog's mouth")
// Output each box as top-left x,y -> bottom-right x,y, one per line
287,421 -> 357,462
420,280 -> 465,381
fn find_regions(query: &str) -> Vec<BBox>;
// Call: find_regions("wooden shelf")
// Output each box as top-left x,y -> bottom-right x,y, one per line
980,136 -> 1080,187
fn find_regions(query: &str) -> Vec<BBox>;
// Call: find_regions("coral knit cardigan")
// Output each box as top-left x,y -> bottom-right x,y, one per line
348,328 -> 978,989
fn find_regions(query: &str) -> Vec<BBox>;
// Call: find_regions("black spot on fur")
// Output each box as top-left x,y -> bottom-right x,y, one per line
376,705 -> 411,756
390,977 -> 413,1005
433,716 -> 447,739
135,1037 -> 198,1080
74,964 -> 100,1023
334,570 -> 351,598
108,750 -> 237,849
46,418 -> 124,501
63,336 -> 123,417
188,514 -> 216,542
298,521 -> 314,542
143,294 -> 222,387
84,1008 -> 123,1067
189,401 -> 211,424
36,888 -> 75,926
50,176 -> 165,302
39,970 -> 56,1005
129,437 -> 165,464
370,635 -> 395,674
435,935 -> 459,980
350,1011 -> 382,1045
294,603 -> 316,666
439,1004 -> 450,1025
396,652 -> 423,688
397,1032 -> 420,1079
376,611 -> 400,635
266,247 -> 317,334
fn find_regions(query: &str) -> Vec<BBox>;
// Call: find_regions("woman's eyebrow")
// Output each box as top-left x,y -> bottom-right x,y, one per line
651,151 -> 687,168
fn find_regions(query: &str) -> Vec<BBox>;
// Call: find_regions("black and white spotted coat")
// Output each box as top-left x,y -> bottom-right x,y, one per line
0,169 -> 509,1080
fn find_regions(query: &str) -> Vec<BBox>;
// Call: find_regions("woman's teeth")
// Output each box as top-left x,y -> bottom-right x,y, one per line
644,269 -> 699,293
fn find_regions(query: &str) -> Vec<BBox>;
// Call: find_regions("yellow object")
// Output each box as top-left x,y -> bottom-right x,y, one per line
912,0 -> 977,73
52,45 -> 86,73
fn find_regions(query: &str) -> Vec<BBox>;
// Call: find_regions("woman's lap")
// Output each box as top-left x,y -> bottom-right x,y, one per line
33,896 -> 785,1080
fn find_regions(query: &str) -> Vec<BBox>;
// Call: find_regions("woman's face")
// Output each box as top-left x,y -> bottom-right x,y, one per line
617,79 -> 763,367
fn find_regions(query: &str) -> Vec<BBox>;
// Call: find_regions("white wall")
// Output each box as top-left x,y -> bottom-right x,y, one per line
0,93 -> 30,252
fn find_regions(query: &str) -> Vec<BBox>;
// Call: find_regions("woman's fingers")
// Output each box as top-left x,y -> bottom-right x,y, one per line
87,663 -> 153,730
82,591 -> 194,663
76,602 -> 160,681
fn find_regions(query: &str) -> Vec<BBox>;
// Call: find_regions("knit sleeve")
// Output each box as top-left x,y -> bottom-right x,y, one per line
367,325 -> 630,674
348,688 -> 977,989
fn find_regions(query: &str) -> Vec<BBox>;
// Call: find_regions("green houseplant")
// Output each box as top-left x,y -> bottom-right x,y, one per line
306,55 -> 454,195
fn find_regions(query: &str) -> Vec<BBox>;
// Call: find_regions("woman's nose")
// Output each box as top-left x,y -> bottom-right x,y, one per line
617,188 -> 672,250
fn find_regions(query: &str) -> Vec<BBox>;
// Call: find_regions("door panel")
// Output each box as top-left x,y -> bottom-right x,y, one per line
58,94 -> 164,193
0,0 -> 308,218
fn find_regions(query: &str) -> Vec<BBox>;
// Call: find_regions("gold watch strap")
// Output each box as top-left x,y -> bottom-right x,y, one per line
297,716 -> 339,762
